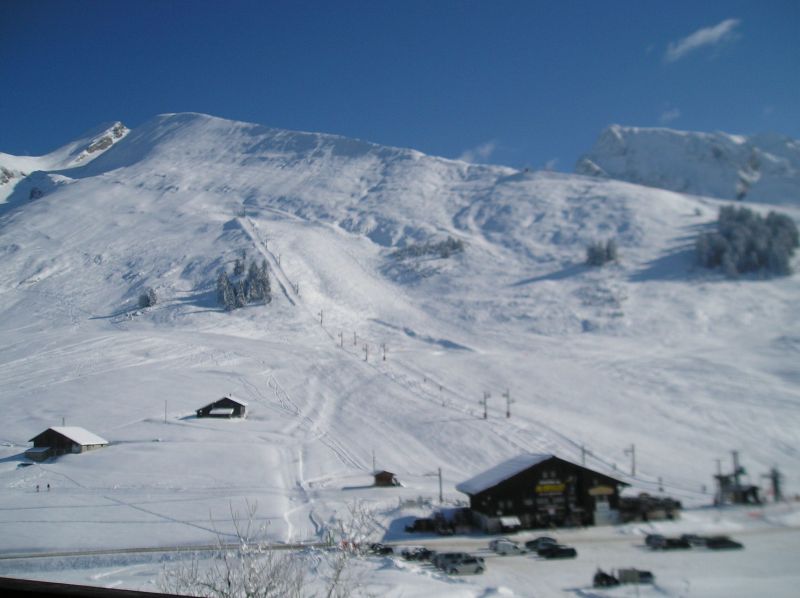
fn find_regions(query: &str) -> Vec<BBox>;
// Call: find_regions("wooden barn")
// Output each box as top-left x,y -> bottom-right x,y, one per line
26,427 -> 109,461
196,396 -> 247,418
456,454 -> 628,532
373,470 -> 400,487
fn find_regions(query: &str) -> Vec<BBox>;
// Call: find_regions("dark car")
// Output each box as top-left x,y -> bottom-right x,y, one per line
705,536 -> 744,550
593,569 -> 620,587
618,568 -> 654,584
645,534 -> 666,549
539,544 -> 577,559
536,542 -> 568,557
680,534 -> 707,547
401,546 -> 433,561
662,537 -> 691,549
525,536 -> 557,551
369,543 -> 393,555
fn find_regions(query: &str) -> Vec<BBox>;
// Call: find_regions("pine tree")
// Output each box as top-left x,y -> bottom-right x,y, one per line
261,259 -> 272,304
138,287 -> 157,308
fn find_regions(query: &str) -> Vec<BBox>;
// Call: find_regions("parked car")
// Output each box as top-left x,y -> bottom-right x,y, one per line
446,556 -> 485,575
536,542 -> 567,557
432,552 -> 472,570
618,568 -> 655,584
369,543 -> 393,555
662,537 -> 691,549
401,546 -> 433,561
525,536 -> 557,551
593,569 -> 620,587
539,544 -> 577,559
705,535 -> 744,550
680,534 -> 708,547
492,539 -> 526,555
488,537 -> 513,551
645,534 -> 666,549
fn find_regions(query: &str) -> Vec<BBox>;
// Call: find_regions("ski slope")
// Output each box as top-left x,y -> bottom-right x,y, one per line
0,113 -> 798,595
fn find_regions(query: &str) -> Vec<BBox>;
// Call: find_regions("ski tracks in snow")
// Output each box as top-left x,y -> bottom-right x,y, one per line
237,217 -> 297,307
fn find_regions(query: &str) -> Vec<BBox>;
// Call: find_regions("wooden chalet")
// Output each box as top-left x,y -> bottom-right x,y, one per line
456,454 -> 628,532
196,396 -> 247,419
373,470 -> 399,487
26,427 -> 109,461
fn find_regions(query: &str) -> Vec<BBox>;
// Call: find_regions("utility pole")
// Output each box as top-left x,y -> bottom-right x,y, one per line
766,467 -> 783,502
481,392 -> 491,419
624,444 -> 636,477
381,343 -> 387,361
438,467 -> 443,503
715,458 -> 723,505
502,389 -> 513,418
317,309 -> 323,326
363,344 -> 369,361
732,450 -> 743,500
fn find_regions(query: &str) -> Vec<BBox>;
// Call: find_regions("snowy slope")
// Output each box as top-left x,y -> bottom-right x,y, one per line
0,122 -> 128,203
576,124 -> 800,204
0,114 -> 798,595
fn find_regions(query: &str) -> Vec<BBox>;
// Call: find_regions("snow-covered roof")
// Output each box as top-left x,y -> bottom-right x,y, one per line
31,426 -> 109,446
456,454 -> 554,495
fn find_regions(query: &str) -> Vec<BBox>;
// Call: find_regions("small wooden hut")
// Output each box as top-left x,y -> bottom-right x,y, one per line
196,396 -> 247,418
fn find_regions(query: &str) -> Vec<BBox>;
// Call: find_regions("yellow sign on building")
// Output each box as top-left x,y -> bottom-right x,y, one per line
536,482 -> 566,494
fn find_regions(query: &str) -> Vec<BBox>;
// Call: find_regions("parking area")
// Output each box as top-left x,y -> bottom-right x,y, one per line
378,524 -> 800,596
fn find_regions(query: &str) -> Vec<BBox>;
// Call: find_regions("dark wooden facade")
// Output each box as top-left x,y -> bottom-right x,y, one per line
373,470 -> 399,487
196,396 -> 247,418
459,455 -> 627,530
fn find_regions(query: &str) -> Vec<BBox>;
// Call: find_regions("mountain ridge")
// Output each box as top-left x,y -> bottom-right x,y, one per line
576,124 -> 800,204
0,113 -> 798,565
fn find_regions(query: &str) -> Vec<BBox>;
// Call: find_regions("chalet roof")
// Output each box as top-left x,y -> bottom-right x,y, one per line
456,454 -> 553,495
456,453 -> 628,495
29,426 -> 109,446
200,396 -> 248,408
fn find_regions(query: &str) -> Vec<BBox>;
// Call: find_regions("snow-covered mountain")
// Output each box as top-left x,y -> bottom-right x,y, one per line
576,124 -> 800,204
0,113 -> 799,594
0,121 -> 128,203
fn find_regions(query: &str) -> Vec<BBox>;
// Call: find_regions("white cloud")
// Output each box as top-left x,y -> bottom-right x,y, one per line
660,107 -> 681,124
458,141 -> 497,164
665,18 -> 741,63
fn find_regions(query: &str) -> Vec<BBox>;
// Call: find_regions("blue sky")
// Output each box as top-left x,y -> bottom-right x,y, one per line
1,0 -> 798,170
